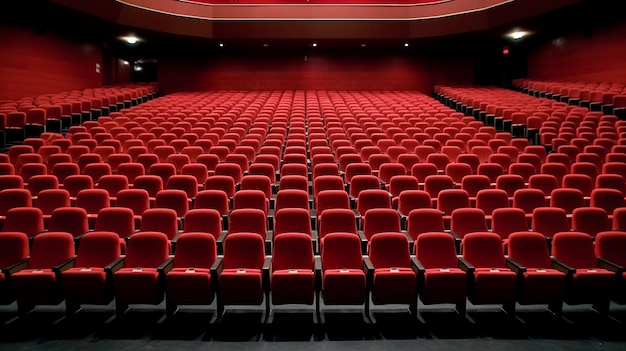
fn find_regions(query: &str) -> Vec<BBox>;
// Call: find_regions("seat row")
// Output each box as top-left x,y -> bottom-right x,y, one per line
2,230 -> 625,320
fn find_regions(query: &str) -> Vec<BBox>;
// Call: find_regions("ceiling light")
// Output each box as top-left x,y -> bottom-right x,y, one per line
508,31 -> 528,40
122,60 -> 129,65
121,36 -> 139,44
312,43 -> 317,48
219,43 -> 224,47
263,43 -> 269,47
361,43 -> 367,48
404,43 -> 409,47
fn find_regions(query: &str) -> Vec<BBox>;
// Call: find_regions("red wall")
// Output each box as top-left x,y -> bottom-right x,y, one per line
158,51 -> 473,94
0,22 -> 104,100
528,20 -> 626,84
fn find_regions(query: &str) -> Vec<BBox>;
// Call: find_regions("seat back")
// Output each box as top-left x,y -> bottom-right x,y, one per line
551,232 -> 598,269
321,233 -> 362,270
414,232 -> 458,268
507,231 -> 552,269
462,232 -> 506,268
222,232 -> 265,270
368,232 -> 411,269
173,232 -> 217,268
29,232 -> 75,269
75,231 -> 121,267
0,232 -> 29,268
272,232 -> 314,271
125,231 -> 170,268
595,231 -> 626,267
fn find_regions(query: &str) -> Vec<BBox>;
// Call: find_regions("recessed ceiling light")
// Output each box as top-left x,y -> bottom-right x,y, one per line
404,43 -> 409,47
263,43 -> 269,47
361,43 -> 367,48
508,31 -> 528,40
219,43 -> 224,48
122,60 -> 129,65
121,35 -> 140,44
312,43 -> 318,48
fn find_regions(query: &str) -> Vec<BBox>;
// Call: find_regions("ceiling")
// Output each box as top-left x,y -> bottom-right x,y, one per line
4,0 -> 620,60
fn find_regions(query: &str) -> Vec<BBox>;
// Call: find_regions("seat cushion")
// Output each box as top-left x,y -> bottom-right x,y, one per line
372,267 -> 416,305
471,268 -> 517,304
271,269 -> 315,305
421,268 -> 467,304
520,268 -> 566,303
113,267 -> 162,304
166,268 -> 213,304
11,269 -> 61,304
218,268 -> 263,305
322,269 -> 366,305
61,267 -> 109,303
568,268 -> 616,303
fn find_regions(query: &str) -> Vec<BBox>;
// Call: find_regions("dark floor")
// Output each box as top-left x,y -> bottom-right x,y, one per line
1,299 -> 626,351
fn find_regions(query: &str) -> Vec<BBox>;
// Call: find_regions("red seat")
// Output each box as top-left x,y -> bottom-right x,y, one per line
460,232 -> 517,312
113,231 -> 172,315
551,232 -> 616,315
165,232 -> 217,315
215,232 -> 267,316
61,231 -> 122,314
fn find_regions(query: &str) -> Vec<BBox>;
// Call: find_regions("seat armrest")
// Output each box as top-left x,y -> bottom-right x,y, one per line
357,231 -> 368,254
2,259 -> 29,275
597,257 -> 625,274
551,257 -> 575,276
457,256 -> 474,274
412,257 -> 426,274
506,257 -> 527,274
363,256 -> 374,291
52,257 -> 76,275
449,230 -> 462,253
263,256 -> 272,292
216,231 -> 228,254
314,256 -> 322,291
105,257 -> 125,276
210,256 -> 224,293
157,257 -> 175,275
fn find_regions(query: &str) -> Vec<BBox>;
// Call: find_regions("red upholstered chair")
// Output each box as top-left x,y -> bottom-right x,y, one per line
507,231 -> 566,314
113,231 -> 172,315
94,207 -> 136,253
47,207 -> 89,240
460,232 -> 518,313
437,189 -> 470,228
365,232 -> 418,316
361,208 -> 402,242
388,175 -> 419,209
590,189 -> 625,221
154,189 -> 190,225
2,207 -> 44,239
318,233 -> 367,315
450,208 -> 488,251
213,232 -> 268,317
270,232 -> 315,308
414,232 -> 467,314
594,231 -> 626,304
182,208 -> 223,240
165,232 -> 217,316
318,208 -> 359,246
0,232 -> 29,304
551,232 -> 616,315
475,189 -> 510,226
75,188 -> 110,229
11,232 -> 75,316
491,207 -> 529,253
571,207 -> 610,238
140,208 -> 180,247
531,207 -> 570,246
61,231 -> 122,315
